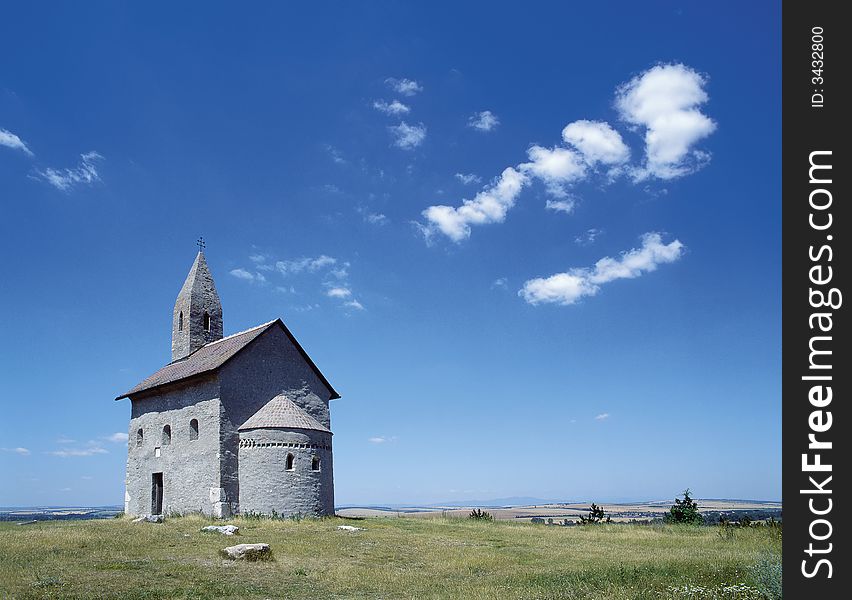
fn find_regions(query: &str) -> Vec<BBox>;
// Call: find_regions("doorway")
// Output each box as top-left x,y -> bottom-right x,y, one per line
151,472 -> 163,515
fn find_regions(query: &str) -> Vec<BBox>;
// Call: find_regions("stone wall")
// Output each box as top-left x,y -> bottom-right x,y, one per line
218,325 -> 335,512
237,428 -> 334,516
125,375 -> 223,516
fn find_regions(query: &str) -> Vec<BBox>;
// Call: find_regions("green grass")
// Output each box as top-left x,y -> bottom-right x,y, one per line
0,516 -> 780,599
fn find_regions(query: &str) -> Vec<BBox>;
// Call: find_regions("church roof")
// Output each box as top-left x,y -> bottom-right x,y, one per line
239,394 -> 332,433
115,319 -> 340,400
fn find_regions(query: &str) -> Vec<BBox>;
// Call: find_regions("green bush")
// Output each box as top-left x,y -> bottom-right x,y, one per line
750,553 -> 782,599
468,508 -> 493,521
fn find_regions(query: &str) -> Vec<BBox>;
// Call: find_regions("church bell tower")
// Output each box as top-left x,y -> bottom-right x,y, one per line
172,245 -> 223,361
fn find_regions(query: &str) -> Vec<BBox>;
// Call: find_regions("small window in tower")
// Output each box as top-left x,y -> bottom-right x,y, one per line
136,428 -> 143,447
162,425 -> 171,446
203,312 -> 211,331
189,419 -> 199,441
178,311 -> 183,332
311,456 -> 321,471
285,453 -> 294,471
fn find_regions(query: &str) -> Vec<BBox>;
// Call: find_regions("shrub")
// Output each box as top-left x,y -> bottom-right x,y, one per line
578,503 -> 610,524
469,508 -> 493,521
665,489 -> 703,525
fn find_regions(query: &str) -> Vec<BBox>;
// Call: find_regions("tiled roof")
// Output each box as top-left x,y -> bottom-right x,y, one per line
239,394 -> 332,433
116,321 -> 277,399
116,318 -> 341,401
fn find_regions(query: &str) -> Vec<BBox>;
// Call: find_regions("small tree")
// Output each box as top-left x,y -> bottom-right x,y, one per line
578,503 -> 611,524
666,488 -> 702,524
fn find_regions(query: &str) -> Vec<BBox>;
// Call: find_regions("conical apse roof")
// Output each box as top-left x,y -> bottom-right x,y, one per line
239,394 -> 332,433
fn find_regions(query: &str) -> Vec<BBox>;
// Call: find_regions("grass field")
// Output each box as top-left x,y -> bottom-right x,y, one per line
0,515 -> 781,599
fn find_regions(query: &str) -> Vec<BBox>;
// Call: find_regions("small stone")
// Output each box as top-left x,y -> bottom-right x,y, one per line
131,514 -> 164,523
202,525 -> 239,535
336,525 -> 364,532
222,543 -> 271,560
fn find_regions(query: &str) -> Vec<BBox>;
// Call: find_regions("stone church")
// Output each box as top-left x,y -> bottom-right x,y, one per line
116,250 -> 339,518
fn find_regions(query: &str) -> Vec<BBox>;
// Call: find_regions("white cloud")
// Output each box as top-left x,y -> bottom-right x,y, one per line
562,120 -> 630,166
468,110 -> 500,132
492,277 -> 508,289
36,151 -> 103,191
386,78 -> 423,96
421,64 -> 715,242
421,167 -> 528,242
545,198 -> 577,214
455,172 -> 482,185
1,447 -> 31,456
519,233 -> 684,305
389,122 -> 427,150
56,436 -> 76,444
595,413 -> 611,421
327,287 -> 351,298
615,63 -> 716,180
520,146 -> 587,198
373,99 -> 410,115
106,432 -> 129,443
0,128 -> 33,156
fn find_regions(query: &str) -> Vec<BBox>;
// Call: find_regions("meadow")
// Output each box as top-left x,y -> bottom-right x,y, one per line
0,515 -> 780,599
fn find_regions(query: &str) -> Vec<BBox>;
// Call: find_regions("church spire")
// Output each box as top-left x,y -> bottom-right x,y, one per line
171,250 -> 223,361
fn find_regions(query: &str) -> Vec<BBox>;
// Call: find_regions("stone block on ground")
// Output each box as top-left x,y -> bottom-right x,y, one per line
222,543 -> 271,561
132,514 -> 164,523
336,525 -> 365,532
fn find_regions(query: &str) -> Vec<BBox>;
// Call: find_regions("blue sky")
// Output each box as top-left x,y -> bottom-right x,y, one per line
0,1 -> 781,506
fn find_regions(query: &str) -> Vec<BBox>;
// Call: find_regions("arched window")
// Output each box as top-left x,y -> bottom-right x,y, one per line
203,312 -> 211,331
178,311 -> 183,331
285,453 -> 294,470
136,428 -> 143,447
189,419 -> 199,441
311,456 -> 321,471
162,425 -> 171,446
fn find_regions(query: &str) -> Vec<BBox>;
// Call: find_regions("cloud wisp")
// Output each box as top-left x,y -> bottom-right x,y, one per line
36,151 -> 104,191
0,447 -> 31,456
232,253 -> 365,311
0,128 -> 33,156
421,64 -> 714,242
519,233 -> 684,306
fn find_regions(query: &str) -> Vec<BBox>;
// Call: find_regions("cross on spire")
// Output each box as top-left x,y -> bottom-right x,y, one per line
196,237 -> 206,252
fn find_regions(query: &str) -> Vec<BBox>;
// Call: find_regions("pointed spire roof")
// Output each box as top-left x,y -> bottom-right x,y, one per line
172,250 -> 223,360
178,251 -> 217,299
240,393 -> 332,433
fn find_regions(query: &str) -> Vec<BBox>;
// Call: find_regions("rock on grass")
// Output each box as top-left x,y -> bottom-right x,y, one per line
221,543 -> 272,561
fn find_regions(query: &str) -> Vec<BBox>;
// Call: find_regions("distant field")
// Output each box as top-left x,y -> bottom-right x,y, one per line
337,499 -> 783,522
0,514 -> 780,599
